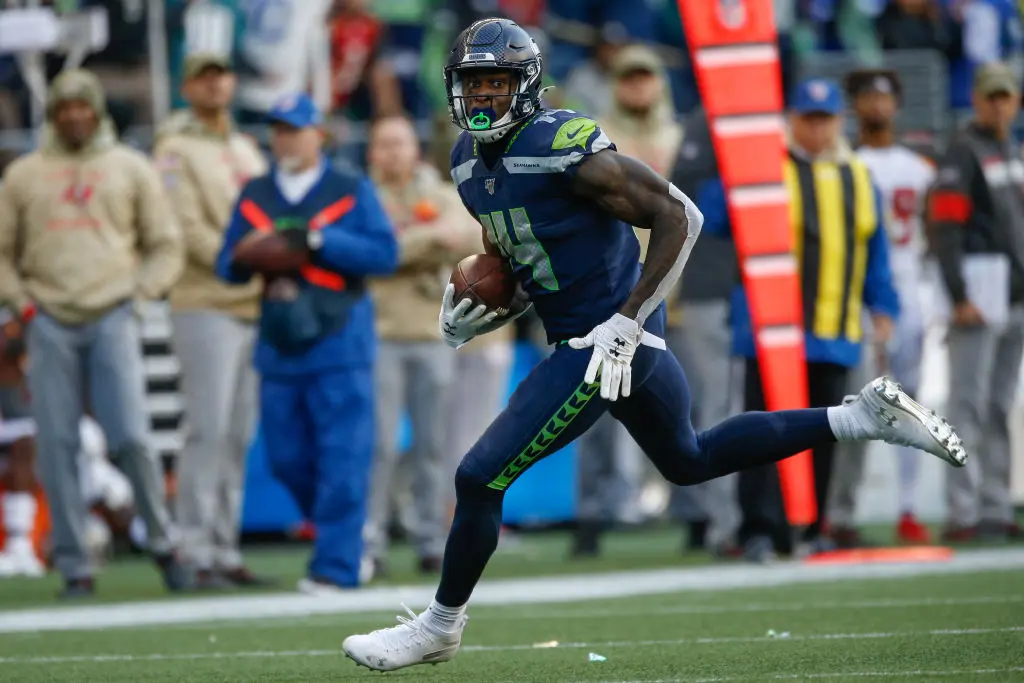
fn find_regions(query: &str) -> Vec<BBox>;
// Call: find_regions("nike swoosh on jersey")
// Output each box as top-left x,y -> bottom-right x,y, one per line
565,124 -> 586,140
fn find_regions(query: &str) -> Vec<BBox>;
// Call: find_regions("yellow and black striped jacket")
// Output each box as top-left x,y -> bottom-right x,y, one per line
724,145 -> 901,368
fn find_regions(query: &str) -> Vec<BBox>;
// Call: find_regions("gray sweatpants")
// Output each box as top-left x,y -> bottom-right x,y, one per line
666,300 -> 740,548
444,342 -> 514,510
365,341 -> 456,560
576,414 -> 644,523
945,307 -> 1024,527
28,303 -> 174,580
172,311 -> 257,571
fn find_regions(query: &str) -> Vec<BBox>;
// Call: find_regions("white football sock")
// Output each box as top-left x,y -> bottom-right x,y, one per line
424,599 -> 466,635
826,404 -> 871,443
2,491 -> 35,542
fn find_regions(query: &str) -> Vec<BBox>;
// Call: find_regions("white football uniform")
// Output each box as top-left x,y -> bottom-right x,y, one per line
235,0 -> 333,114
856,145 -> 935,395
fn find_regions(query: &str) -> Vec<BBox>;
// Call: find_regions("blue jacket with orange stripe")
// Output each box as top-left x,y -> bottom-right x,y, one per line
216,160 -> 398,376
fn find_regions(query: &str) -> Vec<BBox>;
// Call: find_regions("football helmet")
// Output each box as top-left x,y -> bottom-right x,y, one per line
444,18 -> 543,143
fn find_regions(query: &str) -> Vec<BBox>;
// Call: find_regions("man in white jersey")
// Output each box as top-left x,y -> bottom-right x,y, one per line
828,70 -> 937,545
235,0 -> 332,123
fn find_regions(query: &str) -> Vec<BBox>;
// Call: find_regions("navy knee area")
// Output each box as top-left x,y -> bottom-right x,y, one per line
454,459 -> 504,504
658,438 -> 716,486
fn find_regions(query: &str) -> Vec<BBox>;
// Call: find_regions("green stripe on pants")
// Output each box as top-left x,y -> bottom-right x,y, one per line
487,380 -> 600,492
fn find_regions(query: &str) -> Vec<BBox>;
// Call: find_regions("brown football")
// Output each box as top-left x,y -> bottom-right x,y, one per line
450,254 -> 517,314
233,231 -> 308,274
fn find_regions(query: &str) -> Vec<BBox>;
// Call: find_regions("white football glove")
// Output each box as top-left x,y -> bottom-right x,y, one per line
568,313 -> 666,401
438,283 -> 500,349
439,282 -> 533,349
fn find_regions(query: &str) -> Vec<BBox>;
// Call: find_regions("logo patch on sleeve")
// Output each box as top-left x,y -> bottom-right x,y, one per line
551,117 -> 597,151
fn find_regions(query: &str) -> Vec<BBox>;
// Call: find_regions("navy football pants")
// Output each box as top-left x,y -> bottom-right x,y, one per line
437,310 -> 836,606
261,368 -> 374,588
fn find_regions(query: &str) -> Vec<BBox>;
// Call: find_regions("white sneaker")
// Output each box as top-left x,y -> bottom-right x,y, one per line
0,543 -> 45,578
343,604 -> 465,672
849,376 -> 967,467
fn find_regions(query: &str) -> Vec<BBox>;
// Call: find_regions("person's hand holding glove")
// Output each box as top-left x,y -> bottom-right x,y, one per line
568,313 -> 665,401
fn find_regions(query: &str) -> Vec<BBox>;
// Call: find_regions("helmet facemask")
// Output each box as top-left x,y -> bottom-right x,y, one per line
445,61 -> 541,144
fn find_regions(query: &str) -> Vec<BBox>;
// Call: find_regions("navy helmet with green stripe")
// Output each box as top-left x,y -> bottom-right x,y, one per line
444,17 -> 544,144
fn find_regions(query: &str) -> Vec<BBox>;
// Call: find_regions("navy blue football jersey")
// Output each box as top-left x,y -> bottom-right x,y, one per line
450,109 -> 641,343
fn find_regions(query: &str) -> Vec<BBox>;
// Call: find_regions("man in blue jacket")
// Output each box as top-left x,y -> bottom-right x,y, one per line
216,93 -> 398,591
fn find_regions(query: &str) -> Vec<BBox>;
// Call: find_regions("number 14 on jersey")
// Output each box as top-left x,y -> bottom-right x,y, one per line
479,208 -> 560,291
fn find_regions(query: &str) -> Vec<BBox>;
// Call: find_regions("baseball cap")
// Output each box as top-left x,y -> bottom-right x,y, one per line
267,92 -> 323,128
974,62 -> 1020,97
612,44 -> 664,78
183,52 -> 231,80
790,78 -> 843,115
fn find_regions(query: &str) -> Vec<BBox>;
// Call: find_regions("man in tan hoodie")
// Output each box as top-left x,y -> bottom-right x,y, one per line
573,45 -> 688,556
363,115 -> 475,576
0,69 -> 187,598
155,53 -> 271,589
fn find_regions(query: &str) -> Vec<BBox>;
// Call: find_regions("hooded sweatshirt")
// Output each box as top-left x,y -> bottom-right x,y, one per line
369,163 -> 483,342
154,110 -> 267,320
599,45 -> 684,323
0,70 -> 183,324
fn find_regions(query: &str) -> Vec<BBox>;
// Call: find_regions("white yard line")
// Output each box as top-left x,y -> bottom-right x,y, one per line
1,548 -> 1022,634
110,593 -> 1024,632
0,626 -> 1020,666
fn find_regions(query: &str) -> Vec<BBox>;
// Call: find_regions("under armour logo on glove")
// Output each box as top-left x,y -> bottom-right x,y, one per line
438,283 -> 498,349
568,313 -> 643,401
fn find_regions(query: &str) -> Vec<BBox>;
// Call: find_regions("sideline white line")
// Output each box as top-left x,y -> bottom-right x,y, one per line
0,626 -> 1020,665
122,594 -> 1024,632
1,548 -> 1022,634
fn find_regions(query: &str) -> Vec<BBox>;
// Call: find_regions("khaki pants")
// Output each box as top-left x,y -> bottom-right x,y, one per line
365,341 -> 456,560
172,311 -> 257,570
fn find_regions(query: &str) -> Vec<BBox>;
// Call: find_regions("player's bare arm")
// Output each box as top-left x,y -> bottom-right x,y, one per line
571,149 -> 702,324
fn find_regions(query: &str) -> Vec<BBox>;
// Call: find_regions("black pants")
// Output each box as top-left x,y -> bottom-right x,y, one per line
737,359 -> 849,552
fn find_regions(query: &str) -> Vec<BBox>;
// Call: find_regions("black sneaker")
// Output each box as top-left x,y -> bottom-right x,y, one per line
571,521 -> 604,558
58,576 -> 95,600
195,568 -> 235,590
418,556 -> 442,574
153,552 -> 193,592
371,557 -> 389,580
220,566 -> 279,588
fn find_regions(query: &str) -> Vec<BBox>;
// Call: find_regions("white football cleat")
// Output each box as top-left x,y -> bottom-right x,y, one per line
849,376 -> 967,467
0,541 -> 45,578
343,604 -> 465,672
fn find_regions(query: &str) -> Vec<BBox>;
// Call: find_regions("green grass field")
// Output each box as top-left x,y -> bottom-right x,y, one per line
1,529 -> 1022,682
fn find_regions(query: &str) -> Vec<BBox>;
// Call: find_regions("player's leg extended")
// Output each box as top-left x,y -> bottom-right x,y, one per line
612,348 -> 835,483
614,345 -> 966,488
342,343 -> 610,671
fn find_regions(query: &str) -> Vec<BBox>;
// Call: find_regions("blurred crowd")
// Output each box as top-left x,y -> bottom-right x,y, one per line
0,0 -> 1022,598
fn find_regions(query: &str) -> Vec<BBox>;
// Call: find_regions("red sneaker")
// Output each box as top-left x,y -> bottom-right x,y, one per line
897,513 -> 931,544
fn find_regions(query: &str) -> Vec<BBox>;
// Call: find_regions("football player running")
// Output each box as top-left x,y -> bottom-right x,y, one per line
342,18 -> 966,672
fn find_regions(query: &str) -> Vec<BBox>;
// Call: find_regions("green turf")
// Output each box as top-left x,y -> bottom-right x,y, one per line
0,570 -> 1022,682
0,527 -> 715,608
0,523 -> 1012,609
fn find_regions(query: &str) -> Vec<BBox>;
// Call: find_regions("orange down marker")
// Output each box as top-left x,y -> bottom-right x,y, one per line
677,0 -> 817,526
